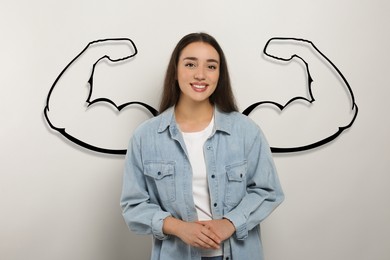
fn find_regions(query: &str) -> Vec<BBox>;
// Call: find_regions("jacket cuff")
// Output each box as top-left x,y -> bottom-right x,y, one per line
151,211 -> 172,240
224,211 -> 248,240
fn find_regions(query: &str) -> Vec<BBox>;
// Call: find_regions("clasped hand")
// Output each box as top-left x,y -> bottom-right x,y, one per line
163,217 -> 235,250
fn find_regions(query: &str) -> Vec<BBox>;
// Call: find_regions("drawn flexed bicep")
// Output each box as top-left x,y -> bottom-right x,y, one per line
44,38 -> 157,154
243,38 -> 358,152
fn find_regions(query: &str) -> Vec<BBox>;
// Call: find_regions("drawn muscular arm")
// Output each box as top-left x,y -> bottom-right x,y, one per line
44,39 -> 156,154
243,38 -> 358,152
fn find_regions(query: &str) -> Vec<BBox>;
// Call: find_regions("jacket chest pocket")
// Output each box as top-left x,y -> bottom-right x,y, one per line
225,161 -> 247,207
144,161 -> 176,203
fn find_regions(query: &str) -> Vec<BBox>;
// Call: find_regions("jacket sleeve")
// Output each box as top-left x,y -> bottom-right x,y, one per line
223,126 -> 284,240
120,134 -> 171,240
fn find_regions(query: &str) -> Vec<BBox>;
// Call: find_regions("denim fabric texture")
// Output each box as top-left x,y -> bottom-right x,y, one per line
120,106 -> 284,260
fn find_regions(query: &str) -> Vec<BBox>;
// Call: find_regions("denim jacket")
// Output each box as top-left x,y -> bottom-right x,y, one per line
120,106 -> 284,260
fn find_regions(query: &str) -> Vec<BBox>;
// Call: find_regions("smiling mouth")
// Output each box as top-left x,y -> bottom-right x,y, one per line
191,83 -> 208,91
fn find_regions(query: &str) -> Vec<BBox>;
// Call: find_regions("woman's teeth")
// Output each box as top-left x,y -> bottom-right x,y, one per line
192,84 -> 206,89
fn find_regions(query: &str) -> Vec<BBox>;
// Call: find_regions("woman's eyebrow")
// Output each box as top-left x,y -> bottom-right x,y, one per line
183,57 -> 219,63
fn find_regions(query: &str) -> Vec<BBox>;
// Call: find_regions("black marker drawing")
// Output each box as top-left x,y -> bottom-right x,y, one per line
44,38 -> 157,154
44,37 -> 358,155
243,37 -> 358,153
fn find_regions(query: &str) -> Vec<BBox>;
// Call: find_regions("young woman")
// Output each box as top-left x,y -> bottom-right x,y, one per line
120,32 -> 284,260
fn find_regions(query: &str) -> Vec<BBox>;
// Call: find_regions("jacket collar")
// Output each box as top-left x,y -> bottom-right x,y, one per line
157,106 -> 232,135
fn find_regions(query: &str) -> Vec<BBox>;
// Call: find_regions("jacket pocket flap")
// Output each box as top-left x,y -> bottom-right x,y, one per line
226,161 -> 247,182
144,161 -> 175,180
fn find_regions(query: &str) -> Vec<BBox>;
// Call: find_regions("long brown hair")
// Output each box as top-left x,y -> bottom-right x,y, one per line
158,32 -> 238,113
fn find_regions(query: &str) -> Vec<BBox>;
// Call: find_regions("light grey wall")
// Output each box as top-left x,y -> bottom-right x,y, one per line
1,0 -> 389,259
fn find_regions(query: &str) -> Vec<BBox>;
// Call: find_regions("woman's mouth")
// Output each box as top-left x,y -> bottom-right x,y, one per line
191,83 -> 208,92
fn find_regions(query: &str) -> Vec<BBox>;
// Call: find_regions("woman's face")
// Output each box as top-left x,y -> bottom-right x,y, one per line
176,42 -> 220,106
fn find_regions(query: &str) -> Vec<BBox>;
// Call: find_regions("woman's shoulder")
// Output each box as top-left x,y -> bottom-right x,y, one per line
132,114 -> 162,137
214,108 -> 262,138
225,111 -> 261,130
132,107 -> 174,137
224,111 -> 271,148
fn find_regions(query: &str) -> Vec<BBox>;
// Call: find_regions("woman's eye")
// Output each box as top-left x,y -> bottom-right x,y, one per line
185,63 -> 196,68
208,65 -> 217,70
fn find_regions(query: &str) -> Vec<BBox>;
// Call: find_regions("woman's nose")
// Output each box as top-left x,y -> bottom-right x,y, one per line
194,67 -> 206,80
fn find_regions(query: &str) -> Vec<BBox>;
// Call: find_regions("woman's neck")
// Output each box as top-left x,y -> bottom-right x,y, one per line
175,100 -> 214,132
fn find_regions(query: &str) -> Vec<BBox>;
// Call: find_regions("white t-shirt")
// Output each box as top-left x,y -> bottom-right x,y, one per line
182,117 -> 223,257
182,117 -> 214,221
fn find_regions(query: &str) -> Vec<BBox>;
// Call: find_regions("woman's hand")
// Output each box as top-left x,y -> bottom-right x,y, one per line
163,217 -> 221,249
196,219 -> 236,242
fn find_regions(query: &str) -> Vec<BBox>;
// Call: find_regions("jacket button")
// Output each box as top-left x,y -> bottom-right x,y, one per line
214,203 -> 217,207
211,175 -> 215,178
157,171 -> 161,175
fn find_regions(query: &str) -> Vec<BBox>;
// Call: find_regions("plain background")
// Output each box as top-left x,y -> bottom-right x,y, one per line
1,0 -> 389,259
